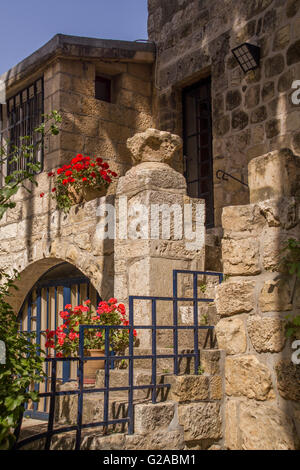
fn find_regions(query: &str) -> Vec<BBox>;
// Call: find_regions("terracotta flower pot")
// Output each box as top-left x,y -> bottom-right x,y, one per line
83,349 -> 105,384
67,185 -> 107,207
68,185 -> 84,205
82,185 -> 107,202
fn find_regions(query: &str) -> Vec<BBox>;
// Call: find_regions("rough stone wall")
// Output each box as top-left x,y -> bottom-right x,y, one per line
214,148 -> 300,450
0,53 -> 153,308
148,0 -> 300,227
0,188 -> 115,312
43,57 -> 153,176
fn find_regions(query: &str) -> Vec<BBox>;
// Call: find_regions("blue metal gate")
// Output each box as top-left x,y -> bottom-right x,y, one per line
18,266 -> 100,420
15,269 -> 223,449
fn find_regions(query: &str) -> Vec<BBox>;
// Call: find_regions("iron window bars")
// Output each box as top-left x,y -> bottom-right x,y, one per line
14,270 -> 223,451
183,78 -> 214,228
0,78 -> 44,177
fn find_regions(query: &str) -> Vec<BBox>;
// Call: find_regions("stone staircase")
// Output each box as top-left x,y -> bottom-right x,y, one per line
19,348 -> 224,450
18,272 -> 224,449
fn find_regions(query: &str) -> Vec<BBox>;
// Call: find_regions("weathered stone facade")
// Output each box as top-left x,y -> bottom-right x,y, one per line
0,0 -> 299,451
148,0 -> 300,230
215,148 -> 300,450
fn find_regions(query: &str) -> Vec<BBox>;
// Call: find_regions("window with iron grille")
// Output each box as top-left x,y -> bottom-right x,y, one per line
0,78 -> 44,179
182,78 -> 214,228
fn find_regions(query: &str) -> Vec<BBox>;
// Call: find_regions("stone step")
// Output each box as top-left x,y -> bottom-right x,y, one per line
54,349 -> 222,430
20,373 -> 224,450
55,376 -> 172,428
95,368 -> 163,398
121,347 -> 220,374
55,392 -> 168,431
20,400 -> 180,450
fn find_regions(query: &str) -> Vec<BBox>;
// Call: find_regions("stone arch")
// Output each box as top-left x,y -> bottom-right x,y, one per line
8,257 -> 101,315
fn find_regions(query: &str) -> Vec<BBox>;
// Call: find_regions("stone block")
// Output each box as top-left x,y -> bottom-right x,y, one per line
178,402 -> 222,442
209,375 -> 223,400
224,400 -> 239,450
286,111 -> 300,133
273,25 -> 290,50
222,204 -> 263,233
250,105 -> 268,124
215,317 -> 247,354
252,124 -> 265,144
247,315 -> 286,353
247,143 -> 268,160
214,115 -> 230,136
259,279 -> 292,312
222,238 -> 261,275
278,68 -> 295,92
239,402 -> 296,450
286,0 -> 300,18
116,162 -> 187,195
245,85 -> 260,109
60,131 -> 85,152
225,355 -> 275,400
262,81 -> 275,102
258,197 -> 297,230
262,227 -> 297,271
265,119 -> 281,139
125,430 -> 184,450
117,89 -> 151,113
275,360 -> 300,401
215,280 -> 255,317
265,54 -> 285,78
226,90 -> 242,111
119,74 -> 152,97
287,39 -> 300,66
73,114 -> 99,137
168,375 -> 209,402
232,110 -> 249,131
200,349 -> 221,375
134,402 -> 175,434
248,148 -> 300,203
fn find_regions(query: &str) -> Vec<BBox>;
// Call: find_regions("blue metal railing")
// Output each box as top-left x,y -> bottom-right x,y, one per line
14,270 -> 223,450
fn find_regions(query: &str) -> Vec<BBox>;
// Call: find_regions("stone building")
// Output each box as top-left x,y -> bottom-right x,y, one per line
0,0 -> 299,451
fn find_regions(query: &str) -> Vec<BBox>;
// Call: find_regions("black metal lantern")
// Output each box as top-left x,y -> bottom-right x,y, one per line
232,43 -> 260,73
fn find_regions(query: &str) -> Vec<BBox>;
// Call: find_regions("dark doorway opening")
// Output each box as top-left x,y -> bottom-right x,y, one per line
182,78 -> 214,228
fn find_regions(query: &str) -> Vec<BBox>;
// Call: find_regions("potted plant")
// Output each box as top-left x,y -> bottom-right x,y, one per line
45,298 -> 137,383
41,154 -> 118,212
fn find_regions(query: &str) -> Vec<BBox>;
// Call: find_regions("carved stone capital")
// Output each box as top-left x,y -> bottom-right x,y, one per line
127,128 -> 182,165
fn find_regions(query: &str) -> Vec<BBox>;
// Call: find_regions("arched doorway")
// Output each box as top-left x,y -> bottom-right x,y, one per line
18,262 -> 101,420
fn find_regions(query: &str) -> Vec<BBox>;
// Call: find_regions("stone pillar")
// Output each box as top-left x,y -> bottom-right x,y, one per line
114,128 -> 205,348
215,148 -> 300,450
